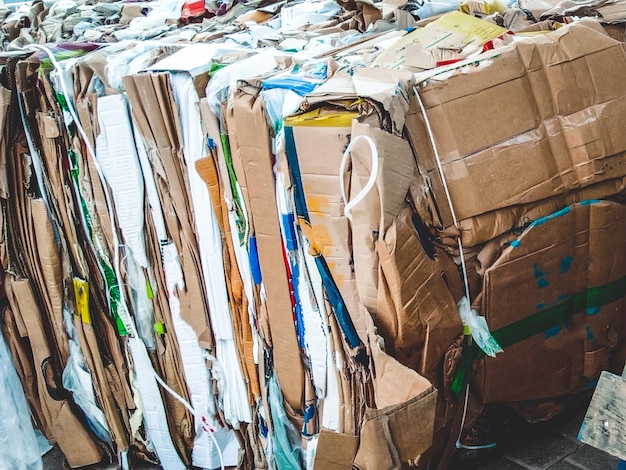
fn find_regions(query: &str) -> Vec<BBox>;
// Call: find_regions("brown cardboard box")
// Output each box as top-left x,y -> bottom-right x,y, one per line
409,22 -> 626,223
474,201 -> 626,402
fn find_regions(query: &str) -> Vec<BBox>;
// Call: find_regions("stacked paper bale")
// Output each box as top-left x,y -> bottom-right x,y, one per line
406,20 -> 626,423
1,1 -> 626,469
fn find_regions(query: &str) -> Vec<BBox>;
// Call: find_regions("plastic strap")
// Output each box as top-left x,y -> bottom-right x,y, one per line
479,274 -> 626,358
338,134 -> 379,221
413,87 -> 472,302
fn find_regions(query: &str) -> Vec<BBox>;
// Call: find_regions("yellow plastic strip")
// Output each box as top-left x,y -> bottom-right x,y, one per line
73,278 -> 91,324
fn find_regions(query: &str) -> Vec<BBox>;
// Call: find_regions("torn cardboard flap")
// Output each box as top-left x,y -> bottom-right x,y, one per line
353,308 -> 437,469
347,121 -> 418,314
376,204 -> 463,376
351,68 -> 414,132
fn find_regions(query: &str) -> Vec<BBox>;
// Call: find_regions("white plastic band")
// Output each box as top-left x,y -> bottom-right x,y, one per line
339,134 -> 379,221
153,371 -> 225,470
413,87 -> 471,301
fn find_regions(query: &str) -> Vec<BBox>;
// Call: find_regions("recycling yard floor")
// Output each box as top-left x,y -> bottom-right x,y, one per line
452,395 -> 620,470
43,395 -> 617,470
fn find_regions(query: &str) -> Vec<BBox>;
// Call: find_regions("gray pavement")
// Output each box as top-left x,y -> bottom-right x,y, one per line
42,395 -> 618,469
454,396 -> 620,470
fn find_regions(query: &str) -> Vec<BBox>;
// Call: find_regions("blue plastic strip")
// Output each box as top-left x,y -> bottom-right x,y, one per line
282,212 -> 298,252
249,236 -> 263,285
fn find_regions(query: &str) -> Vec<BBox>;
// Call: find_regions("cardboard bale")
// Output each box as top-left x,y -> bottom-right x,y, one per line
408,22 -> 626,224
474,201 -> 626,402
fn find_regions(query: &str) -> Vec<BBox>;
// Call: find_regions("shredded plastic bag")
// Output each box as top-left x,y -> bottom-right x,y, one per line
0,332 -> 43,470
268,374 -> 303,470
458,296 -> 503,358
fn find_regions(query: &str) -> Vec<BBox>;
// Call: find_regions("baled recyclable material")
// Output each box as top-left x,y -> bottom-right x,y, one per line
474,201 -> 626,402
1,2 -> 626,469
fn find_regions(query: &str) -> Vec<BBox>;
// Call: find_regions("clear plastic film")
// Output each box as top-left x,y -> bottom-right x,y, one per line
0,332 -> 44,470
458,296 -> 503,358
268,374 -> 303,470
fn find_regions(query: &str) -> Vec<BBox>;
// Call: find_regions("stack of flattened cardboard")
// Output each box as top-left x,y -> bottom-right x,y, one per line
0,1 -> 626,469
407,20 -> 626,424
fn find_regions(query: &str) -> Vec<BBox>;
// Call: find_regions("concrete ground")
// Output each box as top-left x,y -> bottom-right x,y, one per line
453,395 -> 620,470
42,396 -> 618,470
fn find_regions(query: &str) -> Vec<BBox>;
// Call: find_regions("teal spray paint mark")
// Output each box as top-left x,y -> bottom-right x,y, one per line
560,256 -> 573,273
586,307 -> 601,316
545,325 -> 562,339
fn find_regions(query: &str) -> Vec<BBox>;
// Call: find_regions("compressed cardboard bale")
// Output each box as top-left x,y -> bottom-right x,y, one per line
284,107 -> 368,344
474,201 -> 626,402
408,22 -> 626,224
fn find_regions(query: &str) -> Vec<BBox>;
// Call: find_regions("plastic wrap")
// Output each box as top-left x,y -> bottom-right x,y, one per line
0,332 -> 44,470
268,374 -> 303,470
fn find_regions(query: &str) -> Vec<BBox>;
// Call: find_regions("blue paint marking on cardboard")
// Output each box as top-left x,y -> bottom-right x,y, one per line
557,293 -> 571,302
538,278 -> 549,288
560,256 -> 573,273
586,326 -> 594,341
533,263 -> 544,278
530,205 -> 570,227
586,307 -> 601,316
537,303 -> 546,310
511,239 -> 520,248
545,325 -> 562,338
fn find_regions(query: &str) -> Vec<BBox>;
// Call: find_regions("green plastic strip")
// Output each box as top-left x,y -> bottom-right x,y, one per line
154,322 -> 165,335
220,133 -> 246,244
487,274 -> 626,356
146,278 -> 154,300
